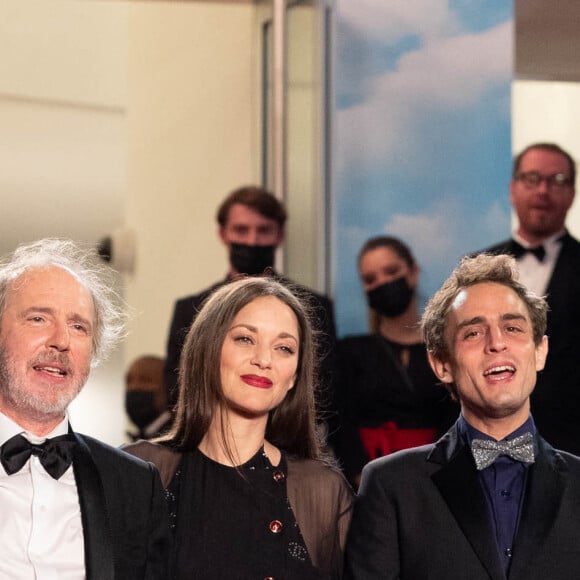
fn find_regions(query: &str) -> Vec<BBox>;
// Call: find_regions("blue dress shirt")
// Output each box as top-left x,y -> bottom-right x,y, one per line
459,415 -> 536,574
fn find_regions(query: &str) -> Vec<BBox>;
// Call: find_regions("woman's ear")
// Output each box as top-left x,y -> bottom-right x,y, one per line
408,262 -> 420,287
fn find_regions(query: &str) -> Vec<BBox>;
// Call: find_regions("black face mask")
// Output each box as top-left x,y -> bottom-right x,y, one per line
229,243 -> 275,275
366,276 -> 414,318
125,391 -> 158,429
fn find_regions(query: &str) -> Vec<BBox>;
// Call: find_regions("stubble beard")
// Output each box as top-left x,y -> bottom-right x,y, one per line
0,346 -> 88,425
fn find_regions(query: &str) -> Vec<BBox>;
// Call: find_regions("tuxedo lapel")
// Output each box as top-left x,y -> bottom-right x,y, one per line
430,433 -> 506,580
508,439 -> 566,579
72,433 -> 115,580
545,233 -> 573,296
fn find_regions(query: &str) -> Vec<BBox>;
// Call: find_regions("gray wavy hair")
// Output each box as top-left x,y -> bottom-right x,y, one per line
0,238 -> 127,367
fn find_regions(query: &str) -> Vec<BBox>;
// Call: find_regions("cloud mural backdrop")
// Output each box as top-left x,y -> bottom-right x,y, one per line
332,0 -> 513,336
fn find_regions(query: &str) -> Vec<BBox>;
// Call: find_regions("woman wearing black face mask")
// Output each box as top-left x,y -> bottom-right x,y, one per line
329,236 -> 457,488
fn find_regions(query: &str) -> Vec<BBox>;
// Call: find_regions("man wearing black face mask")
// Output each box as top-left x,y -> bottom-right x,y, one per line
164,186 -> 336,408
126,355 -> 172,441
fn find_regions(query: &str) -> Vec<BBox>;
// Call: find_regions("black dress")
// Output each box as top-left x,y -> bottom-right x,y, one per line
167,447 -> 328,579
329,334 -> 458,485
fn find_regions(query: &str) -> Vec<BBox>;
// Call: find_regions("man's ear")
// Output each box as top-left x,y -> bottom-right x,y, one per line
535,335 -> 549,372
218,226 -> 228,246
509,179 -> 517,207
427,351 -> 455,385
276,226 -> 285,246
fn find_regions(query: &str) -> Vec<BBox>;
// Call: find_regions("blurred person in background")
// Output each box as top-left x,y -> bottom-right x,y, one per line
330,236 -> 456,487
125,355 -> 171,441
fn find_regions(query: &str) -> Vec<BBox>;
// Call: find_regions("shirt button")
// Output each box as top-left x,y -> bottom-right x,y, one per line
264,577 -> 275,580
269,520 -> 283,534
272,470 -> 285,482
500,490 -> 511,497
505,548 -> 512,558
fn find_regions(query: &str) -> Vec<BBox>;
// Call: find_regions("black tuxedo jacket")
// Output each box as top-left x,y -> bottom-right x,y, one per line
482,234 -> 580,453
345,422 -> 580,580
72,432 -> 170,579
163,274 -> 336,405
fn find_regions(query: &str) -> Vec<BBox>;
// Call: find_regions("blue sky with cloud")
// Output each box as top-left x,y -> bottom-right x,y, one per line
332,0 -> 513,336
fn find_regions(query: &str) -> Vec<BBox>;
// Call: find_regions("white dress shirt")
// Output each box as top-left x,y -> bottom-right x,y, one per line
512,230 -> 565,296
0,412 -> 85,580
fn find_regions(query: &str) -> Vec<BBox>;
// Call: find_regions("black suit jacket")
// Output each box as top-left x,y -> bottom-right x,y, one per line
72,433 -> 170,579
345,421 -> 580,580
482,234 -> 580,453
164,275 -> 336,406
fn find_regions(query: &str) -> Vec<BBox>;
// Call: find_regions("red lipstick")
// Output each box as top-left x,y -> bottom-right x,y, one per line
241,374 -> 273,389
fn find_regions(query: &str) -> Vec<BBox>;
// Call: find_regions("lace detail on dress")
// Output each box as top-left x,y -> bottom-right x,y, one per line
288,540 -> 309,562
165,467 -> 181,531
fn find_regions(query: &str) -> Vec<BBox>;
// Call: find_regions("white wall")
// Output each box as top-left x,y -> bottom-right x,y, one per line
124,1 -> 259,363
0,0 -> 127,256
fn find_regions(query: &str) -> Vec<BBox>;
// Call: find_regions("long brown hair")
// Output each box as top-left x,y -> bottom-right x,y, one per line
161,276 -> 323,460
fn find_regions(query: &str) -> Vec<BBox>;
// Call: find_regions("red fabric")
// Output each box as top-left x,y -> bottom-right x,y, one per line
359,422 -> 438,460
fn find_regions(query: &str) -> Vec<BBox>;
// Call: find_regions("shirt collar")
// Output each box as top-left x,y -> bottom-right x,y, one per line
458,414 -> 536,445
0,410 -> 70,446
512,229 -> 566,250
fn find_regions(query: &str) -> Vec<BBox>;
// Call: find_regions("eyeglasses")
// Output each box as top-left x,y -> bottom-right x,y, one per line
515,171 -> 572,190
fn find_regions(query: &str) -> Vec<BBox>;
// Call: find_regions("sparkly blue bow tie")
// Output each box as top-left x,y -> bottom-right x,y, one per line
471,432 -> 535,470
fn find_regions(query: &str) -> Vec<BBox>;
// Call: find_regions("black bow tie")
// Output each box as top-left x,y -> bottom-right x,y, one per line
510,240 -> 546,262
471,432 -> 535,470
0,433 -> 77,480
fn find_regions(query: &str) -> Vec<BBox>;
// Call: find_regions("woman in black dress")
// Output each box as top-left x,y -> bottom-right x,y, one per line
127,277 -> 353,579
330,236 -> 457,487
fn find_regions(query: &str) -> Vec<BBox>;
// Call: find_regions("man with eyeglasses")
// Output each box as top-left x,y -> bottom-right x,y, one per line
480,142 -> 580,455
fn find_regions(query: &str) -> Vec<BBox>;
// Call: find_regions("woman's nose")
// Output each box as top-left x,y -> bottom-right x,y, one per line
250,347 -> 272,368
